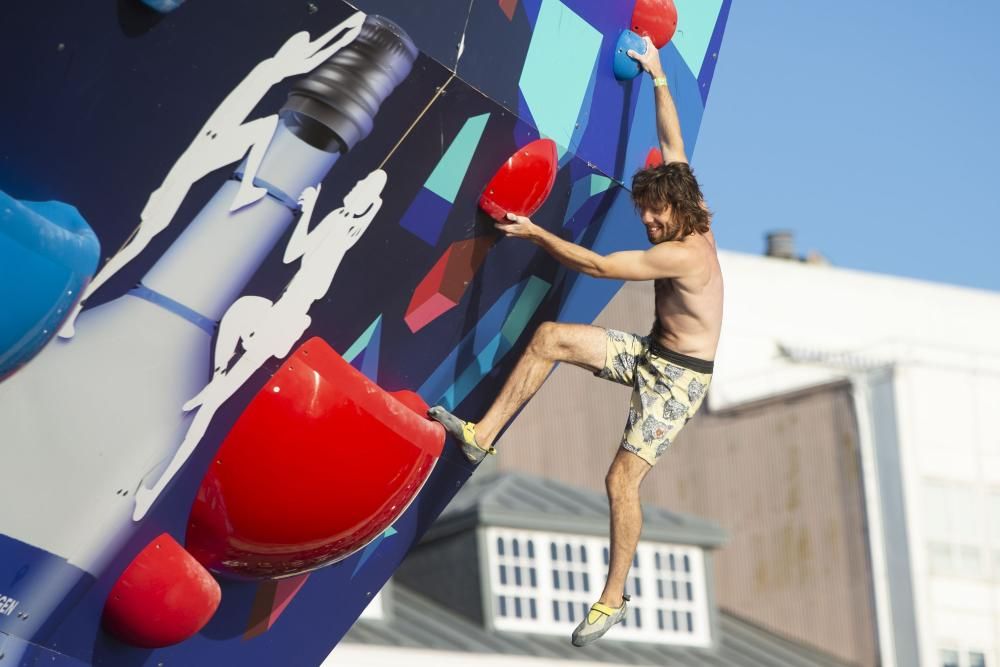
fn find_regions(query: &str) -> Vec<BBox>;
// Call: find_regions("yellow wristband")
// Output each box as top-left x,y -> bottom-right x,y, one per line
653,76 -> 667,88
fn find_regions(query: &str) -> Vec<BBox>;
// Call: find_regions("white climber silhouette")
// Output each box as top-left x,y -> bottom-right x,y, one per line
131,169 -> 387,520
59,12 -> 366,339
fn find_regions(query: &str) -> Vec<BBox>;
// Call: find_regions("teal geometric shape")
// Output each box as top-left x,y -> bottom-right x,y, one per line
441,335 -> 503,409
564,175 -> 616,226
518,0 -> 603,154
500,276 -> 550,346
423,276 -> 551,410
590,175 -> 614,197
561,54 -> 601,164
424,113 -> 490,204
418,281 -> 526,404
343,315 -> 381,364
671,0 -> 724,75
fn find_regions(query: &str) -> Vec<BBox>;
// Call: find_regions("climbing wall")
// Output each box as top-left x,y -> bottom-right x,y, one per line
0,0 -> 731,664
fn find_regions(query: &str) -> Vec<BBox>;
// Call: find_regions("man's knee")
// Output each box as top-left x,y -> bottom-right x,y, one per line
605,462 -> 643,501
528,321 -> 563,359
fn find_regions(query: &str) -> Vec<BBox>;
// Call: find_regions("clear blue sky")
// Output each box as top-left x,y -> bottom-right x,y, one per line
693,0 -> 1000,292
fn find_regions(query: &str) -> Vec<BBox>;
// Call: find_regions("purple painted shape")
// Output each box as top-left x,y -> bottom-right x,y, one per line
518,0 -> 542,25
566,192 -> 612,241
697,0 -> 733,104
399,188 -> 453,246
350,348 -> 368,374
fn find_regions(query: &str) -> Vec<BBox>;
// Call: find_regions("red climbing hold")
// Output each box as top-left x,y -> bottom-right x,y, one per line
185,337 -> 445,580
102,533 -> 221,648
645,147 -> 664,168
479,138 -> 558,222
631,0 -> 678,49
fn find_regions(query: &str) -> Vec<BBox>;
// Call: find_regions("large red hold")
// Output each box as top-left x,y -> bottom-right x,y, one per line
631,0 -> 678,49
102,533 -> 221,648
185,337 -> 445,579
478,138 -> 558,222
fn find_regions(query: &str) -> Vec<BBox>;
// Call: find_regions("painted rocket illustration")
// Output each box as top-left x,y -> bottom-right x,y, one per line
0,12 -> 419,643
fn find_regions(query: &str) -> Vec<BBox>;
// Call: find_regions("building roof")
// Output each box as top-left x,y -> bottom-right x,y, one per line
707,250 -> 1000,409
423,471 -> 727,549
343,584 -> 852,667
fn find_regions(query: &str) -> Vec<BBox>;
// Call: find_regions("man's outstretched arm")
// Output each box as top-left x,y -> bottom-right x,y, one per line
628,37 -> 687,164
497,214 -> 696,281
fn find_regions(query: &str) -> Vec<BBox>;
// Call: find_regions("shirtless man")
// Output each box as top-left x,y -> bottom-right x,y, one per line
428,37 -> 723,646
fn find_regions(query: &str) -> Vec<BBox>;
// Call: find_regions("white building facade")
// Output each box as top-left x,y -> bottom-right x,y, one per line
711,251 -> 1000,667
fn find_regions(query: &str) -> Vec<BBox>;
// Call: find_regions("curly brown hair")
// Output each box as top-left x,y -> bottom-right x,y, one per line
631,162 -> 711,236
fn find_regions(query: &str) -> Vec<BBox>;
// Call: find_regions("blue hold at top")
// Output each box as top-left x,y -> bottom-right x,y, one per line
613,29 -> 647,81
0,190 -> 100,379
141,0 -> 187,13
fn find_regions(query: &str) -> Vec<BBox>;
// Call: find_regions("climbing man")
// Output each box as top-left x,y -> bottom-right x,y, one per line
429,36 -> 723,647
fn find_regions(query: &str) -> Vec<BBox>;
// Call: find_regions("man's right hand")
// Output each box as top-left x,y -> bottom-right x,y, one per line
496,212 -> 541,241
627,36 -> 664,79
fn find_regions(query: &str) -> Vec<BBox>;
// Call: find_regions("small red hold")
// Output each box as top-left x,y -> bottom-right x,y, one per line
479,138 -> 558,222
102,533 -> 221,648
645,147 -> 664,168
186,338 -> 445,579
631,0 -> 678,49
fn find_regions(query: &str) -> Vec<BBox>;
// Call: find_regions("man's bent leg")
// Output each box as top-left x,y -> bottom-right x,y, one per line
432,323 -> 607,457
475,322 -> 606,446
599,447 -> 651,607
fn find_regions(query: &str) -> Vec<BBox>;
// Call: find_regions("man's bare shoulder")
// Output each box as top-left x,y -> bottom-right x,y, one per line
650,231 -> 716,263
666,232 -> 719,285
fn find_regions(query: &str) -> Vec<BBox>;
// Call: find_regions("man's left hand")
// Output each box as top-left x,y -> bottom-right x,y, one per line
496,212 -> 538,240
627,36 -> 664,78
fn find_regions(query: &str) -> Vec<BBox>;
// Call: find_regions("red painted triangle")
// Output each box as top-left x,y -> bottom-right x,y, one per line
243,573 -> 310,640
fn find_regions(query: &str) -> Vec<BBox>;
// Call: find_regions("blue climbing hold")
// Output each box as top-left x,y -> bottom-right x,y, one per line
0,191 -> 100,379
140,0 -> 186,13
613,30 -> 647,81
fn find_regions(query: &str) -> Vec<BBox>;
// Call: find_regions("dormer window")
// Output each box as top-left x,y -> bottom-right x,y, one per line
485,527 -> 711,645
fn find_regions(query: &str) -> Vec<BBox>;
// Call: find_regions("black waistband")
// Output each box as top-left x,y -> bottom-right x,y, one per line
648,340 -> 714,374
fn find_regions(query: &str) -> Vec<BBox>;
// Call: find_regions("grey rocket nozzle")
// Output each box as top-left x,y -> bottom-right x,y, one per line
281,15 -> 418,153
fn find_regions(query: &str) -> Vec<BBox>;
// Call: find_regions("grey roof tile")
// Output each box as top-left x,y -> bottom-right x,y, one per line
425,472 -> 726,548
344,584 -> 852,667
347,474 -> 849,666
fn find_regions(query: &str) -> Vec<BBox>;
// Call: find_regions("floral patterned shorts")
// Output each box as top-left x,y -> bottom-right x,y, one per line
595,329 -> 713,466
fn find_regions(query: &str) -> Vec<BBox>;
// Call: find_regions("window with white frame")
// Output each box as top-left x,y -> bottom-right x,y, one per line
549,536 -> 591,626
485,527 -> 711,646
650,545 -> 700,636
923,481 -> 985,578
941,649 -> 961,667
491,533 -> 540,623
938,648 -> 991,667
990,492 -> 1000,578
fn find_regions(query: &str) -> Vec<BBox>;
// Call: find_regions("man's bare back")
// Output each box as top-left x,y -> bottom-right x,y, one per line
652,230 -> 724,361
